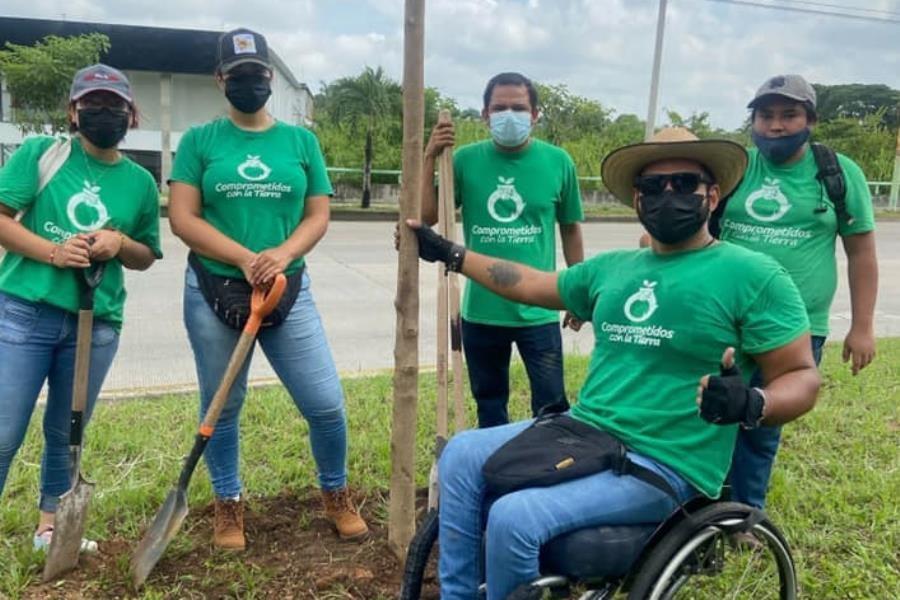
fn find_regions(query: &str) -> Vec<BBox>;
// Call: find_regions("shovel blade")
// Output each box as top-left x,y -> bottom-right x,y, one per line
42,475 -> 94,582
130,487 -> 189,588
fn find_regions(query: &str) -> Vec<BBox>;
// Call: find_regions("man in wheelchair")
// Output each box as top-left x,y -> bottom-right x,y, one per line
405,127 -> 820,600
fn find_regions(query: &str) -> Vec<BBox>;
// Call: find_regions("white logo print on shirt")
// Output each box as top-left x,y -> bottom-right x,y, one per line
66,181 -> 110,232
599,280 -> 674,347
745,177 -> 791,223
237,155 -> 272,182
623,280 -> 659,323
487,176 -> 525,223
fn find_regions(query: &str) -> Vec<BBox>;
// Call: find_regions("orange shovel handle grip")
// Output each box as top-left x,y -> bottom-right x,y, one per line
244,274 -> 287,335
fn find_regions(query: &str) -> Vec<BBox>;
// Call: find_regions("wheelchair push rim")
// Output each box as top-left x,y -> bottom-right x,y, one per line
632,507 -> 798,600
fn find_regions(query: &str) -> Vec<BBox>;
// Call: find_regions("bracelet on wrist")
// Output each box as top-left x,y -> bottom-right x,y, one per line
48,244 -> 59,267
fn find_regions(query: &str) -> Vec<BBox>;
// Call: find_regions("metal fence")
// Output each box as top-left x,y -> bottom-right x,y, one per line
326,167 -> 900,209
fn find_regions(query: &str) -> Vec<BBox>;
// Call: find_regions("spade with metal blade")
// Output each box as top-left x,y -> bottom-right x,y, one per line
42,260 -> 105,582
130,273 -> 286,588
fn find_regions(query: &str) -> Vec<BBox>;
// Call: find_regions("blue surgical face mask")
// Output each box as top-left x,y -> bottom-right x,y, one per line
489,110 -> 532,148
752,128 -> 810,164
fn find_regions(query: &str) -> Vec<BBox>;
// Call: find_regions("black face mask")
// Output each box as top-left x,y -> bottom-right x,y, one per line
225,75 -> 272,114
77,108 -> 129,149
752,128 -> 810,164
638,192 -> 709,245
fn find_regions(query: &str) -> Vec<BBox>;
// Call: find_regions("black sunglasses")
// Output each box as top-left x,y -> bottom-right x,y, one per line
633,172 -> 712,195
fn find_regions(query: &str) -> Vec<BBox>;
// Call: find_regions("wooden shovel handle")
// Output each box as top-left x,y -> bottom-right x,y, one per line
246,273 -> 287,335
198,274 -> 287,437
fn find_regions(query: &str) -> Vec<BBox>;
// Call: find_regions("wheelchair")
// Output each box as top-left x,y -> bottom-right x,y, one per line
399,493 -> 798,599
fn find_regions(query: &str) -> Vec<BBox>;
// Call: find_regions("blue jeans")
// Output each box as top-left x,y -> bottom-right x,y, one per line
461,320 -> 566,428
183,267 -> 348,497
438,419 -> 697,600
0,293 -> 119,512
730,335 -> 826,508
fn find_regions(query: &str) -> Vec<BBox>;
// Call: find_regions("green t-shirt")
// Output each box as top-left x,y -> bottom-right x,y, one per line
171,118 -> 333,278
719,146 -> 875,335
0,136 -> 162,329
558,242 -> 809,498
454,139 -> 583,326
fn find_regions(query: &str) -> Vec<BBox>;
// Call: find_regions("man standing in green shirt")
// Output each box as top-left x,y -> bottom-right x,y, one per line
421,72 -> 585,427
718,74 -> 879,509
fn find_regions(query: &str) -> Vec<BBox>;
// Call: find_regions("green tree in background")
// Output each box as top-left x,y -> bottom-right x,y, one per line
813,83 -> 900,130
815,112 -> 895,181
534,83 -> 612,145
0,33 -> 110,134
311,70 -> 897,199
323,66 -> 400,208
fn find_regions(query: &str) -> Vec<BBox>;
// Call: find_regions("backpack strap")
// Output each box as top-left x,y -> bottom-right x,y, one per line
810,142 -> 852,226
36,138 -> 72,195
707,169 -> 746,240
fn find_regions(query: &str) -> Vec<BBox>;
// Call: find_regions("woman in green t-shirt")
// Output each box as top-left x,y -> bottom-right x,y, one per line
167,28 -> 367,551
0,64 -> 162,552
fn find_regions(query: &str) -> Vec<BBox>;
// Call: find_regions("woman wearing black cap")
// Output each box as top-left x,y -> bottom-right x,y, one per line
0,64 -> 161,551
168,28 -> 368,550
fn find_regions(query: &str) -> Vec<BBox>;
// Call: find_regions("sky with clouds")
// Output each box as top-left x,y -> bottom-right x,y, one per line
3,0 -> 899,128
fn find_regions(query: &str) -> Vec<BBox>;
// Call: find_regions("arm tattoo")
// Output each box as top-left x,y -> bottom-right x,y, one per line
487,261 -> 523,288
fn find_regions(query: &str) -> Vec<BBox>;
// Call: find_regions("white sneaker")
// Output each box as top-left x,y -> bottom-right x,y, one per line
33,527 -> 99,554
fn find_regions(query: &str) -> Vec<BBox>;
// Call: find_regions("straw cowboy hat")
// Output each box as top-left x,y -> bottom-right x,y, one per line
601,127 -> 748,206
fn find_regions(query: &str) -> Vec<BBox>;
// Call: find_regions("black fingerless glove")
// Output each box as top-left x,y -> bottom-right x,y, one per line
699,363 -> 766,429
412,225 -> 466,272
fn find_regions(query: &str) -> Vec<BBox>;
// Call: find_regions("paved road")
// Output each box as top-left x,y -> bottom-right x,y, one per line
104,220 -> 900,396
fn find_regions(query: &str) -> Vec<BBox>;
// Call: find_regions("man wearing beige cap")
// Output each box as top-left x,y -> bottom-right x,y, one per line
403,128 -> 820,599
715,74 -> 878,510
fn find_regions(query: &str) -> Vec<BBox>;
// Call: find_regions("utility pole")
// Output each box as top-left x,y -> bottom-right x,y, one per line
890,125 -> 900,210
645,0 -> 669,141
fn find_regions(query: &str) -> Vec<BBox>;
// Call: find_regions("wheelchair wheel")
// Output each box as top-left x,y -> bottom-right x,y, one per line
627,502 -> 797,600
399,509 -> 440,600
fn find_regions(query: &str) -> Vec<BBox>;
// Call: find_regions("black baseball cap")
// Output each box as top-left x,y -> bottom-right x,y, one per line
217,28 -> 270,74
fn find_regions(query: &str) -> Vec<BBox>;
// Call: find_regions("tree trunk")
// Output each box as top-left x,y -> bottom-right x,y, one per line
362,128 -> 373,208
389,0 -> 424,561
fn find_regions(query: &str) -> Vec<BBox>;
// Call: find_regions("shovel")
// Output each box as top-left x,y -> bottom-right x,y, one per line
130,273 -> 286,588
42,261 -> 106,582
427,110 -> 466,512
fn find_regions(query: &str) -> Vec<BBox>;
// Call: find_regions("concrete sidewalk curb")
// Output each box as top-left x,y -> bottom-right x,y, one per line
91,367 -> 409,403
159,204 -> 639,222
159,206 -> 900,223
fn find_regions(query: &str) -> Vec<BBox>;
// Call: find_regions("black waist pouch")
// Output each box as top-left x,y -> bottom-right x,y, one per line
482,413 -> 680,502
482,414 -> 627,497
188,251 -> 304,330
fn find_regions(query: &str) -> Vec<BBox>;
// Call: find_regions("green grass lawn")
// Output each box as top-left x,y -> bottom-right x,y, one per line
1,340 -> 898,598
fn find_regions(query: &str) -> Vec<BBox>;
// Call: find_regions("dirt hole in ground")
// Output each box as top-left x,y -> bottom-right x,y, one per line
25,489 -> 440,599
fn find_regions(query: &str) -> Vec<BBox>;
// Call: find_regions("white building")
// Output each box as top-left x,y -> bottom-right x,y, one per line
0,17 -> 314,188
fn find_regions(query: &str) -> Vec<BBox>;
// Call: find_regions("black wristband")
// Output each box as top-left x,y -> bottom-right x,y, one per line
446,244 -> 466,273
741,387 -> 767,430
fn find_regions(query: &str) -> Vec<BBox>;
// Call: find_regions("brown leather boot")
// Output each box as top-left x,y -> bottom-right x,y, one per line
321,487 -> 369,540
213,497 -> 246,550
